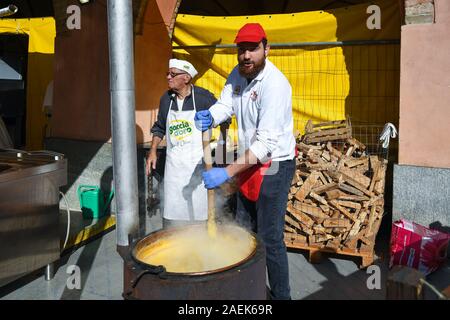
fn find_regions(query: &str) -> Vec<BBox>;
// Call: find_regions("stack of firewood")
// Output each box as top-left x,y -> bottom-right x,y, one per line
285,120 -> 387,252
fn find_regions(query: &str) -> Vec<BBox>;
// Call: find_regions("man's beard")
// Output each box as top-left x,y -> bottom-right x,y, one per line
238,59 -> 266,79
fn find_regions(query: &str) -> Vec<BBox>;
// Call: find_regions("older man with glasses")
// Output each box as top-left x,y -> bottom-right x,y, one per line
147,58 -> 217,229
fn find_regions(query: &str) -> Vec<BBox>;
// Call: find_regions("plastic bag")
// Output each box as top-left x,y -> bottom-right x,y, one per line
389,219 -> 450,276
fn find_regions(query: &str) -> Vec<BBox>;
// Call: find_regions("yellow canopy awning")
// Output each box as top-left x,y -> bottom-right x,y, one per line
172,0 -> 400,142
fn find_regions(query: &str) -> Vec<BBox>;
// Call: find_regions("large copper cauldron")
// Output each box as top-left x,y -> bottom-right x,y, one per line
123,223 -> 267,300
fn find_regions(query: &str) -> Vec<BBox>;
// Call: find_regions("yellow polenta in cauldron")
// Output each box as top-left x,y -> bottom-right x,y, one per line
135,224 -> 256,273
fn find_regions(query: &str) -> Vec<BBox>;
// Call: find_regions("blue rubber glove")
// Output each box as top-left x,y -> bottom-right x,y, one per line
202,168 -> 230,189
194,110 -> 213,132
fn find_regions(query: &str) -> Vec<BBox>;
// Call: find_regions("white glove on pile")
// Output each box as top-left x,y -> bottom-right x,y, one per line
379,123 -> 397,149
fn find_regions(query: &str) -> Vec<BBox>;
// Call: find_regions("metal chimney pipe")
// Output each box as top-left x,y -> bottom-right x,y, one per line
107,0 -> 139,248
0,5 -> 18,18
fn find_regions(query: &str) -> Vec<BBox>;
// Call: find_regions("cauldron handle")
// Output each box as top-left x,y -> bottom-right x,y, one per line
133,265 -> 167,285
123,265 -> 167,299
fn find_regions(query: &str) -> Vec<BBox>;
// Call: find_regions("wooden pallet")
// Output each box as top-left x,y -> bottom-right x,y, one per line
284,215 -> 382,269
303,117 -> 352,144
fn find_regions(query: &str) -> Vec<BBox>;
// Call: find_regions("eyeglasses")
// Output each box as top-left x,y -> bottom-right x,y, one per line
166,71 -> 187,78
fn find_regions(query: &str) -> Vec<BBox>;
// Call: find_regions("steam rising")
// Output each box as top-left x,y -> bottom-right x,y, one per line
142,138 -> 257,273
136,223 -> 255,273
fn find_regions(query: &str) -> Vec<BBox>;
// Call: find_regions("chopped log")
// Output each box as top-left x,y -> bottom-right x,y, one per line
330,155 -> 339,165
336,200 -> 362,210
331,210 -> 340,219
325,189 -> 342,200
285,214 -> 302,230
297,141 -> 322,153
348,210 -> 369,237
338,183 -> 365,196
369,155 -> 380,170
330,169 -> 375,197
310,234 -> 334,243
354,163 -> 370,175
358,235 -> 373,246
290,186 -> 299,195
338,194 -> 370,202
312,182 -> 338,195
285,224 -> 296,233
364,205 -> 378,237
322,171 -> 334,184
332,227 -> 345,235
363,195 -> 384,208
306,162 -> 335,171
309,191 -> 328,206
321,151 -> 331,162
287,203 -> 315,228
293,201 -> 329,220
346,137 -> 366,151
369,156 -> 380,192
345,157 -> 368,168
345,146 -> 355,157
313,225 -> 327,235
343,228 -> 366,248
294,171 -> 320,201
329,200 -> 356,222
336,156 -> 346,171
326,142 -> 343,158
312,178 -> 324,190
319,204 -> 330,213
374,163 -> 387,195
291,171 -> 300,186
338,166 -> 371,188
317,171 -> 328,185
323,218 -> 351,229
297,169 -> 310,178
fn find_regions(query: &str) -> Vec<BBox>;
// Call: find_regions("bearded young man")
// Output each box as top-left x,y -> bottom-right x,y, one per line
194,23 -> 296,300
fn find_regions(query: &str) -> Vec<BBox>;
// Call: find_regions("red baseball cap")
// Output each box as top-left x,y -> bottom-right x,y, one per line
234,23 -> 267,44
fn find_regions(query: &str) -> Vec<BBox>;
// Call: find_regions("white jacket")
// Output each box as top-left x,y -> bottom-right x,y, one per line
210,59 -> 296,162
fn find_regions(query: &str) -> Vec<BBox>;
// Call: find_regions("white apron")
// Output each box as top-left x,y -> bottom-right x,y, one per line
163,87 -> 208,221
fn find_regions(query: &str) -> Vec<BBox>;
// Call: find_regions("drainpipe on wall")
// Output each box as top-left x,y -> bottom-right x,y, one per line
107,0 -> 139,252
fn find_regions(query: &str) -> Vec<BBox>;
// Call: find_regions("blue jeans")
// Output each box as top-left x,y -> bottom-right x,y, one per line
236,159 -> 295,300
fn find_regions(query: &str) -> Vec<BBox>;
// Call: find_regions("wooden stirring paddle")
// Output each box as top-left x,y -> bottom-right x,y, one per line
202,130 -> 217,238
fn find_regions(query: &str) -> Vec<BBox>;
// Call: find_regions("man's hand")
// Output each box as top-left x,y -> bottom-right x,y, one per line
146,152 -> 157,176
202,168 -> 230,189
194,110 -> 213,132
